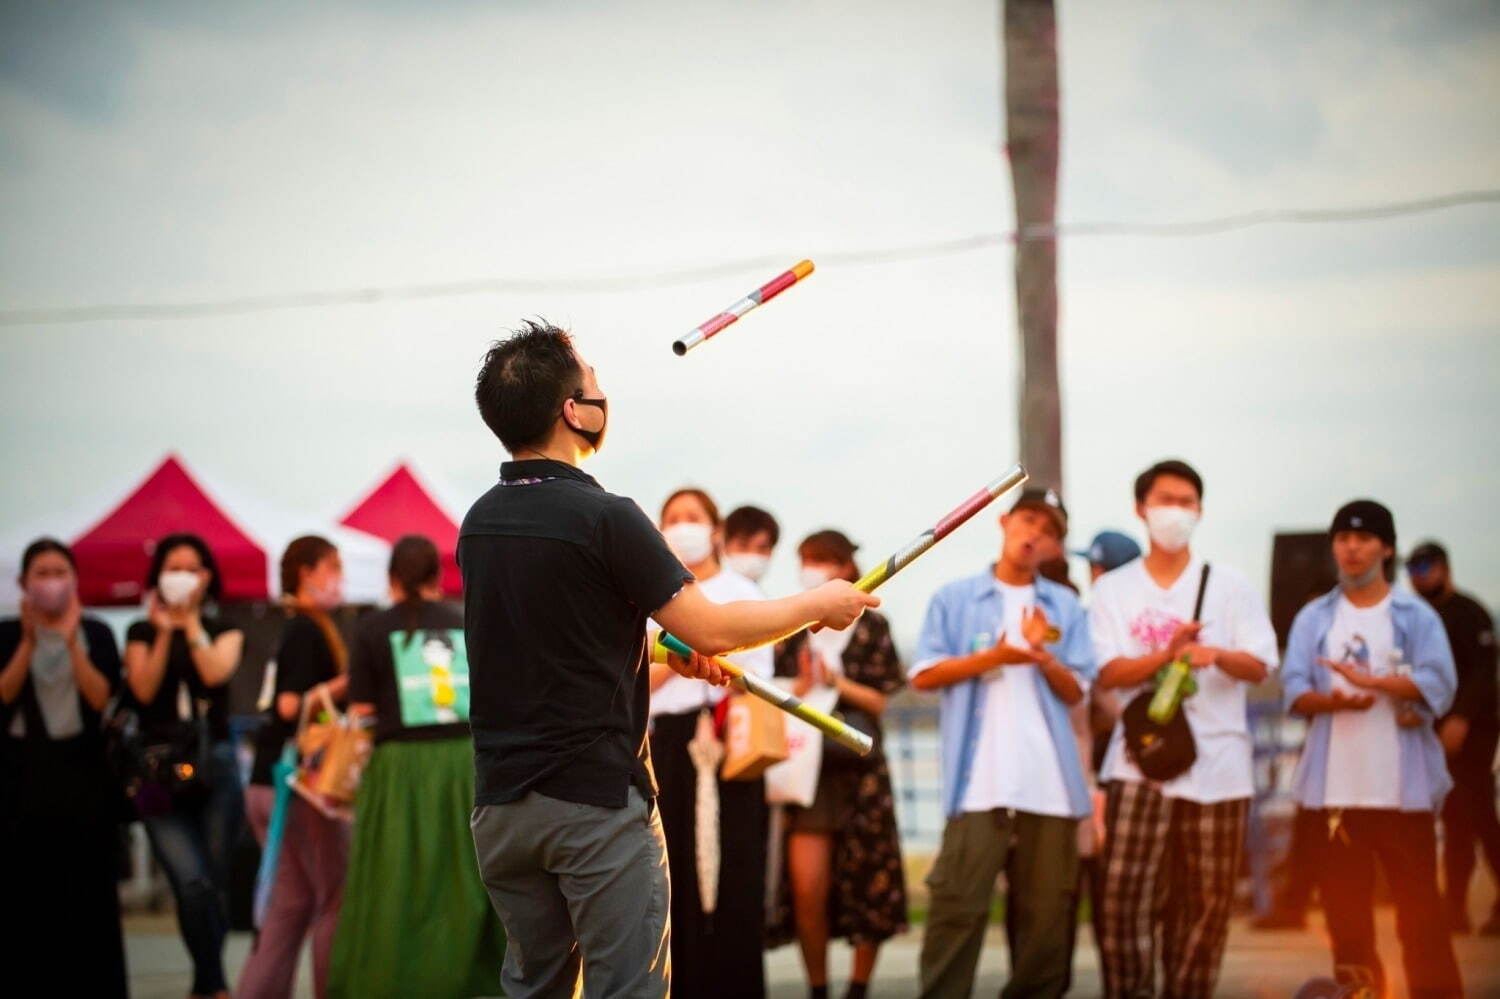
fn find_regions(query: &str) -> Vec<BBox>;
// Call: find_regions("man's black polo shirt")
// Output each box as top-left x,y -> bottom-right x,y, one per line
459,459 -> 692,809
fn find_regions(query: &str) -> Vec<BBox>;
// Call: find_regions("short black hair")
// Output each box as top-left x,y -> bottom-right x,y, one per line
147,532 -> 224,602
1134,459 -> 1203,504
20,537 -> 76,577
475,320 -> 583,453
724,505 -> 780,547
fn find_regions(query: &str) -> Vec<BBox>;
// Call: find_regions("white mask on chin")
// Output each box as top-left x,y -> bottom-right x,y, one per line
664,522 -> 715,566
724,552 -> 770,582
1340,563 -> 1384,589
1144,506 -> 1199,553
798,566 -> 835,591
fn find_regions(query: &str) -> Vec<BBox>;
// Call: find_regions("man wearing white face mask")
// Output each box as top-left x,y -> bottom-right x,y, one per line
724,505 -> 781,586
1090,459 -> 1279,999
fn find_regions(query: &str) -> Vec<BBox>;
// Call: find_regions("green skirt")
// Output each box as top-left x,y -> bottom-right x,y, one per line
328,737 -> 505,998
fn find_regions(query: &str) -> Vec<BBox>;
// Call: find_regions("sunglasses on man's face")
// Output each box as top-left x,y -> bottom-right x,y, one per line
1407,559 -> 1435,576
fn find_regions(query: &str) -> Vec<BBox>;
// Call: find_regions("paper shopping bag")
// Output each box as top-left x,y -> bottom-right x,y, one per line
763,685 -> 838,806
720,692 -> 788,781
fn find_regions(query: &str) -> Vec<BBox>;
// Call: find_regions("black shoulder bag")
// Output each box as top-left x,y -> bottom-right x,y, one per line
105,673 -> 211,817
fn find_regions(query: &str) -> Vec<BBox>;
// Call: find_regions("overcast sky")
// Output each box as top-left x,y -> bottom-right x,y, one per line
2,0 -> 1497,645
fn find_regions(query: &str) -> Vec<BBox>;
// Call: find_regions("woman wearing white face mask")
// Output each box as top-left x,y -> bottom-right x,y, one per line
771,530 -> 907,999
649,487 -> 774,998
240,534 -> 351,999
0,538 -> 127,997
123,532 -> 245,999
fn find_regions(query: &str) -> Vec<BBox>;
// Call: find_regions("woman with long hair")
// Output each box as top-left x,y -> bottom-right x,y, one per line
649,487 -> 774,997
123,532 -> 246,999
770,530 -> 908,999
0,538 -> 128,997
328,535 -> 506,997
240,535 -> 350,999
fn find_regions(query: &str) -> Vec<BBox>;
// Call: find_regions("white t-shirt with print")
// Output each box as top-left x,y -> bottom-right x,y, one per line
1323,595 -> 1402,809
1092,557 -> 1279,803
649,568 -> 773,718
960,582 -> 1073,817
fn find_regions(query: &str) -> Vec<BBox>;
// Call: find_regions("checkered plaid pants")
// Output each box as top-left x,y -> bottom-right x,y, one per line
1098,780 -> 1248,999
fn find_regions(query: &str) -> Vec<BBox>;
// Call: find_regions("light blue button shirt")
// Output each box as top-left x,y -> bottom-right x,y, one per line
1281,587 -> 1457,813
913,569 -> 1098,819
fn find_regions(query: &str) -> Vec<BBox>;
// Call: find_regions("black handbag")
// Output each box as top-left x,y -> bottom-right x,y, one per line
1120,564 -> 1210,783
104,681 -> 211,817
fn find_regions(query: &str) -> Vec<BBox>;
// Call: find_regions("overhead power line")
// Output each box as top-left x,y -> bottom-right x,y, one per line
2,188 -> 1495,327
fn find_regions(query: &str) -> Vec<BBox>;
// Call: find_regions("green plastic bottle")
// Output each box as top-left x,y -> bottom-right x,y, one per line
1147,657 -> 1193,723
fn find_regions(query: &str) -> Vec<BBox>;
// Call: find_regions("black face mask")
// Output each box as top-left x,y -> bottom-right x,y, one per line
564,395 -> 608,454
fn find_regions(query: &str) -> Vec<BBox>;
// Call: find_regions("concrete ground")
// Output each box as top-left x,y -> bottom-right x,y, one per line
125,907 -> 1500,998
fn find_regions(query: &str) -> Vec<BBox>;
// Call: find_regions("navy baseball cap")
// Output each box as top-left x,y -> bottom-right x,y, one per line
1074,530 -> 1142,572
1405,540 -> 1447,569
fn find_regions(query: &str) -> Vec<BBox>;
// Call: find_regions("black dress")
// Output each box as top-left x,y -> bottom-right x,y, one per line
650,705 -> 769,998
769,612 -> 910,947
0,617 -> 128,998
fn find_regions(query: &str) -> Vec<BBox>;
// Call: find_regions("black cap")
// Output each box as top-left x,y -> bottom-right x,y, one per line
1329,499 -> 1396,547
1011,487 -> 1068,536
1406,541 -> 1448,567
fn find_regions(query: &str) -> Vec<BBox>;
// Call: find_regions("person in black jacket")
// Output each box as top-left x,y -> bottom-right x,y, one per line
1408,540 -> 1500,935
123,532 -> 245,999
0,538 -> 127,997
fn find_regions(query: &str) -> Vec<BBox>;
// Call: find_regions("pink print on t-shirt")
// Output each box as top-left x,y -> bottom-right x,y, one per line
1129,607 -> 1183,653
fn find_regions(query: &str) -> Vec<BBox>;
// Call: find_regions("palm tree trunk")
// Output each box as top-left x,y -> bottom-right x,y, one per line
1004,0 -> 1062,491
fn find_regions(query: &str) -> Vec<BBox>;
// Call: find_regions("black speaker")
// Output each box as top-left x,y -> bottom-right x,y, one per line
1269,532 -> 1338,650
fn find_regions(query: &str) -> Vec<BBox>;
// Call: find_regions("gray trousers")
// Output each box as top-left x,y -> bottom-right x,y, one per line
472,788 -> 671,999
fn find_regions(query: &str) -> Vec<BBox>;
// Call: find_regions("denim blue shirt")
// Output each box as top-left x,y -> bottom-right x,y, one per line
1282,586 -> 1457,813
913,569 -> 1098,819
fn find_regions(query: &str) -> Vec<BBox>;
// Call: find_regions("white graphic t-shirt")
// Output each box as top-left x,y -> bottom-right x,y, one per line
960,582 -> 1072,817
1091,557 -> 1279,803
1323,595 -> 1402,809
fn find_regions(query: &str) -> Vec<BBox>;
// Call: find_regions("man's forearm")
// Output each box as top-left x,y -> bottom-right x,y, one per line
657,588 -> 821,656
1039,655 -> 1084,706
1097,651 -> 1171,690
1368,674 -> 1423,702
1213,649 -> 1269,684
1291,691 -> 1338,715
910,648 -> 1006,691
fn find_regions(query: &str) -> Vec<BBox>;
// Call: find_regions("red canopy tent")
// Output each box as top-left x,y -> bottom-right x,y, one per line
338,463 -> 462,596
71,454 -> 270,605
